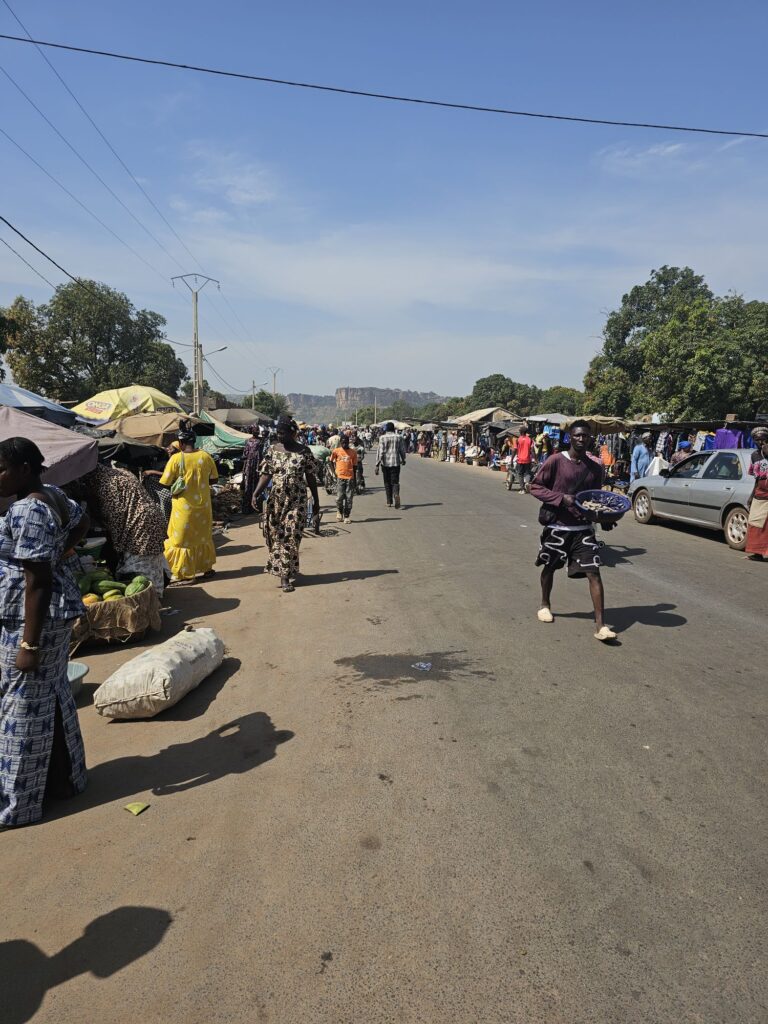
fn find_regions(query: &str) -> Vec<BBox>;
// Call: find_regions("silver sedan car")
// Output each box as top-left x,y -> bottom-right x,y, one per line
628,448 -> 753,550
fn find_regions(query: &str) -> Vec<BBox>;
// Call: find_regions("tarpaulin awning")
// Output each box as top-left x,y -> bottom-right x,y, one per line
210,407 -> 272,428
0,382 -> 77,426
455,407 -> 517,425
196,411 -> 250,454
72,384 -> 182,422
101,412 -> 213,448
564,415 -> 629,432
0,406 -> 97,486
526,413 -> 571,426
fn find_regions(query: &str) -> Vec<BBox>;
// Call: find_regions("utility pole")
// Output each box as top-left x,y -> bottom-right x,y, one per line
172,274 -> 220,414
374,396 -> 377,424
268,366 -> 284,397
252,380 -> 256,411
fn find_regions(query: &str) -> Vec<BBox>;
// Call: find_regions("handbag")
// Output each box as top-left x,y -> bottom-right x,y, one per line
537,458 -> 595,526
170,452 -> 187,497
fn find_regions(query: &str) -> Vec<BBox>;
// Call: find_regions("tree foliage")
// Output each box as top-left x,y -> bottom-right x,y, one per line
584,266 -> 768,419
240,390 -> 290,418
0,280 -> 188,401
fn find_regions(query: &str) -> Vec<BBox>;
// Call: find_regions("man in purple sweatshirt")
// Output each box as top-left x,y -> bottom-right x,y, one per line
529,419 -> 616,642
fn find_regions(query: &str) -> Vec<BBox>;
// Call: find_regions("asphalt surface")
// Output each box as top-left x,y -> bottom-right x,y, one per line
2,456 -> 766,1024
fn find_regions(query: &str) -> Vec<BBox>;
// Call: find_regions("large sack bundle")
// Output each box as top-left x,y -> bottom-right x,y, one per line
93,627 -> 225,719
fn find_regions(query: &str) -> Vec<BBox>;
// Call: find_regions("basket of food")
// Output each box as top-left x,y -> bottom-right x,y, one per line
575,489 -> 632,523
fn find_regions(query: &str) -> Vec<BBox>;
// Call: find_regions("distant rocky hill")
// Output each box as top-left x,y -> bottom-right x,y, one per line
286,387 -> 447,421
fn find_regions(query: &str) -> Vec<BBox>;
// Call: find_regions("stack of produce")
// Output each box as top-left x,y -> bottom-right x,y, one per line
77,568 -> 152,605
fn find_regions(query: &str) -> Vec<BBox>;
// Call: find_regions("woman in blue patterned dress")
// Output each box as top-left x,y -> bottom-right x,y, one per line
0,438 -> 90,828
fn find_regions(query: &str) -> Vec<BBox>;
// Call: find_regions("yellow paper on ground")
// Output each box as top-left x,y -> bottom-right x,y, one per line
124,802 -> 150,816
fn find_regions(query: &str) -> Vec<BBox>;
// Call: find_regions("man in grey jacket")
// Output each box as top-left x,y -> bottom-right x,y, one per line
375,422 -> 407,508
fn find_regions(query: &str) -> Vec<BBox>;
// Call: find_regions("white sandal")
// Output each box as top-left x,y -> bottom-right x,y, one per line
594,626 -> 617,642
537,607 -> 554,623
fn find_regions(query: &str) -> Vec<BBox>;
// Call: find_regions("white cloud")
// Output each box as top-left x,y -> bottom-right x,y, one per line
596,141 -> 694,176
188,143 -> 276,207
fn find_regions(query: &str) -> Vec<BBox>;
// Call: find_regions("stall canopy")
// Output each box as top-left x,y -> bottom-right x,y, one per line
374,420 -> 410,431
210,408 -> 272,428
564,415 -> 629,433
526,413 -> 571,426
196,411 -> 250,454
0,406 -> 97,485
455,407 -> 517,426
72,384 -> 182,422
0,382 -> 76,426
101,412 -> 213,448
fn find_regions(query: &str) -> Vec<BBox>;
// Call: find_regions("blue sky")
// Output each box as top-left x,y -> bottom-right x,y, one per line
2,0 -> 768,400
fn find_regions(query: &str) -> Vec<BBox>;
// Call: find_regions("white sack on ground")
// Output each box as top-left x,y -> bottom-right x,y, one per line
94,627 -> 225,719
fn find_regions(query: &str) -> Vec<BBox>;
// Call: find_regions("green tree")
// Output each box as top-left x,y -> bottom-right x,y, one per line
0,280 -> 187,401
534,385 -> 584,416
180,379 -> 228,409
583,266 -> 714,414
469,374 -> 543,416
241,390 -> 290,418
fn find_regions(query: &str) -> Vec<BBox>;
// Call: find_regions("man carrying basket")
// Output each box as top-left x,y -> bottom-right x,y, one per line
529,419 -> 618,642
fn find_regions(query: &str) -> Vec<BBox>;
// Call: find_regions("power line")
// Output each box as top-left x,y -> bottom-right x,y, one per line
0,32 -> 766,139
1,5 -> 263,354
0,126 -> 168,281
0,233 -> 56,287
0,62 -> 186,273
0,0 -> 201,268
203,355 -> 250,395
0,215 -> 191,360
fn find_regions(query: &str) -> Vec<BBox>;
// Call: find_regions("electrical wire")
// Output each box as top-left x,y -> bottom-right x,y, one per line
1,4 -> 261,354
0,214 -> 192,362
0,32 -> 766,139
0,0 -> 201,268
0,63 -> 187,273
203,355 -> 251,395
0,127 -> 169,280
0,232 -> 56,287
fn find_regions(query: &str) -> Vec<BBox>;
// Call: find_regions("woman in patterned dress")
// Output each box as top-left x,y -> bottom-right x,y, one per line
159,425 -> 219,582
252,416 -> 320,592
0,437 -> 90,828
746,438 -> 768,560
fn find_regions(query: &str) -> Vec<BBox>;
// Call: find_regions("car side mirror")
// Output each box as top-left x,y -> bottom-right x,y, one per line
659,468 -> 670,478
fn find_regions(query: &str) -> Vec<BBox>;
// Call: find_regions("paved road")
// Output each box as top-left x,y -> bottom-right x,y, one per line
3,457 -> 765,1024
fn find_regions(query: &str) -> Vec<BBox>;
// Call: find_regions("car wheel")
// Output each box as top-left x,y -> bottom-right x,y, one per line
632,489 -> 655,524
723,506 -> 749,550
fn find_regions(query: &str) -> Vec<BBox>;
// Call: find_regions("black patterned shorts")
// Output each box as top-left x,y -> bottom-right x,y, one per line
535,526 -> 602,578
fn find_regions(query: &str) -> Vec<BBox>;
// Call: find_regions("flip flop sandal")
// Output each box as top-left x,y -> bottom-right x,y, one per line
281,582 -> 295,593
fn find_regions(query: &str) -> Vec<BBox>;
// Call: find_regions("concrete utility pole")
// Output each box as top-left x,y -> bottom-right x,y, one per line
267,366 -> 282,397
251,379 -> 268,411
172,274 -> 220,414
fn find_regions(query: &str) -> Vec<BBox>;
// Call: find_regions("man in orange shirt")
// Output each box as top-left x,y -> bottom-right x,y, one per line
515,426 -> 535,493
330,435 -> 358,523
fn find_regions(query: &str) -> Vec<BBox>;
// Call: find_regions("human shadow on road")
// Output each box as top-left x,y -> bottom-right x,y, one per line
360,517 -> 402,523
556,602 -> 686,633
300,569 -> 399,586
599,545 -> 647,567
48,712 -> 294,817
1,906 -> 172,1024
213,543 -> 257,557
200,565 -> 265,582
398,502 -> 443,509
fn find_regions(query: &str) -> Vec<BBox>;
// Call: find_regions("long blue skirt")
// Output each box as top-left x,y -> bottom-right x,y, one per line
0,619 -> 87,827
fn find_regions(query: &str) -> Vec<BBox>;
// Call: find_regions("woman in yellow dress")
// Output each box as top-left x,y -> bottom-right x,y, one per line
159,425 -> 218,581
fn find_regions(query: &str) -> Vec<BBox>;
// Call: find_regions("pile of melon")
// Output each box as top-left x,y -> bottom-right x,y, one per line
78,568 -> 151,606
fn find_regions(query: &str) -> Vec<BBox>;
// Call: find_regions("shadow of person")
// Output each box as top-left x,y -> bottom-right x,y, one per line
48,713 -> 294,819
599,545 -> 647,567
556,603 -> 686,633
300,569 -> 399,586
1,906 -> 171,1024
